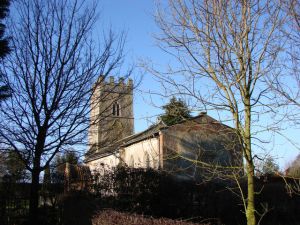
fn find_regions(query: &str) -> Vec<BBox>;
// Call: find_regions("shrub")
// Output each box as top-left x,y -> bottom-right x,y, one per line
92,209 -> 209,225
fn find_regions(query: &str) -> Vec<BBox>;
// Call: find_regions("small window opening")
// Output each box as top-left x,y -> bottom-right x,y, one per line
112,102 -> 120,116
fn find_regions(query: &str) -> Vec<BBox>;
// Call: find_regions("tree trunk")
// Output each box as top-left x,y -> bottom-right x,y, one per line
29,165 -> 41,224
28,128 -> 47,224
245,99 -> 256,225
246,161 -> 256,225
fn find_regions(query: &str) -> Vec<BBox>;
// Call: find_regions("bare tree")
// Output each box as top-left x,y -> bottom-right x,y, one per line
0,0 -> 129,223
151,1 -> 284,224
255,155 -> 280,176
267,0 -> 300,126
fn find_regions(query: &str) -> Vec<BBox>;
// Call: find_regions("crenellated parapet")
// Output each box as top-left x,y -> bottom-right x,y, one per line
94,75 -> 133,94
88,74 -> 134,156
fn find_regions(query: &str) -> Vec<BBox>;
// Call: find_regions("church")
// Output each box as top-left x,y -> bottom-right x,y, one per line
84,76 -> 242,180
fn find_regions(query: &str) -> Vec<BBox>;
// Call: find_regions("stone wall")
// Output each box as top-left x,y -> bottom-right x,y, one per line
88,76 -> 134,154
161,116 -> 242,180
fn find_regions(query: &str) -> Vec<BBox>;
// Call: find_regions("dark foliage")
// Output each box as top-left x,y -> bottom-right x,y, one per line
254,175 -> 300,225
59,191 -> 96,225
0,0 -> 10,100
0,182 -> 31,225
160,97 -> 191,126
93,167 -> 300,225
1,169 -> 300,225
0,0 -> 10,58
5,151 -> 27,182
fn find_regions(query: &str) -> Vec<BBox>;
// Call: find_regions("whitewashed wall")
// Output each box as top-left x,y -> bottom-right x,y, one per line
87,153 -> 120,175
122,137 -> 160,169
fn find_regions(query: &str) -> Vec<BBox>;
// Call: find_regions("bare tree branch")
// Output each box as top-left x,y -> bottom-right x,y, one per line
0,0 -> 131,222
150,1 -> 284,224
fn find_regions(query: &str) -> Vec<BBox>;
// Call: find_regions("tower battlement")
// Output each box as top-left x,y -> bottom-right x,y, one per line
88,75 -> 134,154
95,75 -> 133,90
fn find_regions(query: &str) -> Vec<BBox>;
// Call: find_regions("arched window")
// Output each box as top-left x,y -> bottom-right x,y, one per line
112,102 -> 120,116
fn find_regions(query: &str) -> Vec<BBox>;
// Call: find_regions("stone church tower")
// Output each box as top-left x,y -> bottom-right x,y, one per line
88,75 -> 134,154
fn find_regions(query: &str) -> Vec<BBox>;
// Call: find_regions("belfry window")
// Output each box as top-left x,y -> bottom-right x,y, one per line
112,102 -> 120,116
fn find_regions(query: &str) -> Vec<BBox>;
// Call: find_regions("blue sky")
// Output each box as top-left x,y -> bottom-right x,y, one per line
97,0 -> 299,169
99,0 -> 166,129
